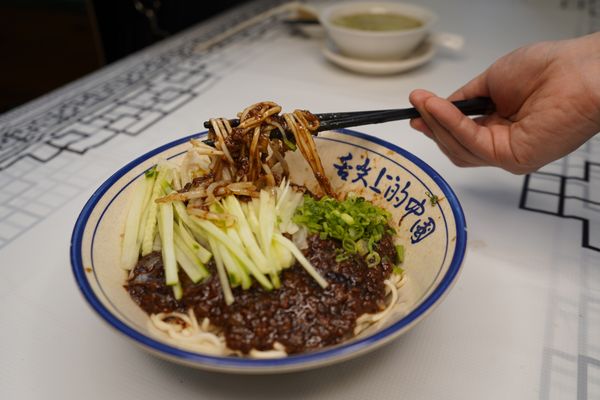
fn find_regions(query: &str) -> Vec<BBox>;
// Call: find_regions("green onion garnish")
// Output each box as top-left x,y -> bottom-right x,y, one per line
395,244 -> 405,264
425,191 -> 440,206
293,194 -> 394,264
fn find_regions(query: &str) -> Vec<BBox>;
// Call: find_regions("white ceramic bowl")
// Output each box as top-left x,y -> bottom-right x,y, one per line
319,2 -> 437,60
71,129 -> 466,373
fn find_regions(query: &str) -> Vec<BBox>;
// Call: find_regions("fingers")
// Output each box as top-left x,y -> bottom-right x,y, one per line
424,94 -> 485,150
409,89 -> 487,167
409,118 -> 433,139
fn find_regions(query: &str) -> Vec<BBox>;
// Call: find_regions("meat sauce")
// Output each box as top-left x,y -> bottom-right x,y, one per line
126,234 -> 397,354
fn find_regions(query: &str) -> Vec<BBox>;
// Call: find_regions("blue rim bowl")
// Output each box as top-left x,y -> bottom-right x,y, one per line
70,128 -> 467,373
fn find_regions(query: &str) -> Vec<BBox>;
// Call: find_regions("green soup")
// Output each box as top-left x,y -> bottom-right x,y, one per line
332,12 -> 423,32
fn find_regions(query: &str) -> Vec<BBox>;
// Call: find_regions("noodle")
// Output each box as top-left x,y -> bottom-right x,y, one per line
283,111 -> 334,197
148,310 -> 229,356
156,102 -> 334,210
354,273 -> 407,335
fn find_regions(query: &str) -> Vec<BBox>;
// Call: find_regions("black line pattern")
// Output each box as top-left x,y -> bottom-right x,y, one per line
0,0 -> 289,248
519,135 -> 600,252
518,2 -> 600,257
0,0 -> 286,171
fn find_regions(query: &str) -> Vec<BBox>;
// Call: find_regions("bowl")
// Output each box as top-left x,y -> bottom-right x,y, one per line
319,2 -> 437,60
70,129 -> 466,373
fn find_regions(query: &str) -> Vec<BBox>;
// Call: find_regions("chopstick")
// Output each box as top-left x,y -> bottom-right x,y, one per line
317,97 -> 495,131
202,97 -> 494,143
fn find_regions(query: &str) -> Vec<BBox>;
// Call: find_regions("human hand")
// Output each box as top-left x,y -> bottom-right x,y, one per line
409,32 -> 600,174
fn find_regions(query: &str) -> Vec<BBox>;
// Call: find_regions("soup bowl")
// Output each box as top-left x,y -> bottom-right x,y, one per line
70,129 -> 466,373
319,2 -> 437,60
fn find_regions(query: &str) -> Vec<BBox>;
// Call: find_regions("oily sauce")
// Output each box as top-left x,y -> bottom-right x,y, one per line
126,234 -> 397,354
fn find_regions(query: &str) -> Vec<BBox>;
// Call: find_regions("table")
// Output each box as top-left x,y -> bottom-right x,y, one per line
1,1 -> 598,399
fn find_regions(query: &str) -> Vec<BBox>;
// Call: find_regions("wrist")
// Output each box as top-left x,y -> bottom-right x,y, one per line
569,34 -> 600,128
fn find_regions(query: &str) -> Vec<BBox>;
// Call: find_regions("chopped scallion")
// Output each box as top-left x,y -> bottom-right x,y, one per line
395,244 -> 405,264
293,194 -> 394,265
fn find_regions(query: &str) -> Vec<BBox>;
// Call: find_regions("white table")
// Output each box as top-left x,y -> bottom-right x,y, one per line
1,1 -> 598,399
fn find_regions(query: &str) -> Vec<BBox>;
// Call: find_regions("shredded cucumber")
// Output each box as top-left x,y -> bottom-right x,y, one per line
120,176 -> 150,270
157,201 -> 178,285
174,229 -> 209,278
218,241 -> 252,290
269,270 -> 281,289
174,239 -> 205,283
258,190 -> 275,262
136,172 -> 157,248
175,219 -> 212,264
272,240 -> 293,271
172,199 -> 192,225
223,196 -> 270,274
140,171 -> 164,256
207,237 -> 234,305
123,164 -> 329,302
276,180 -> 303,234
172,282 -> 183,300
192,216 -> 273,290
152,232 -> 161,252
396,244 -> 405,264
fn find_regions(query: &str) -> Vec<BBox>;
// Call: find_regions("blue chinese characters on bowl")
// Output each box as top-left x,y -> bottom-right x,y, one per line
333,148 -> 436,244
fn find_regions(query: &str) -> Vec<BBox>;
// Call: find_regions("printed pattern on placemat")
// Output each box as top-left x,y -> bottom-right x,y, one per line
0,0 -> 288,172
0,153 -> 114,247
519,135 -> 600,252
538,248 -> 600,399
0,0 -> 290,249
519,135 -> 599,400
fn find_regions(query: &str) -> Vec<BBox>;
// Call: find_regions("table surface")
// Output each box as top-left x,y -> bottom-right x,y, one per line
1,0 -> 599,399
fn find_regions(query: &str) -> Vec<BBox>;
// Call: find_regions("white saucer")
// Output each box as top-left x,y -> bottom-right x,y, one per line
322,40 -> 436,76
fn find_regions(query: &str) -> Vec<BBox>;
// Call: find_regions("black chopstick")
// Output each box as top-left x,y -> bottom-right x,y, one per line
317,97 -> 495,131
201,97 -> 494,144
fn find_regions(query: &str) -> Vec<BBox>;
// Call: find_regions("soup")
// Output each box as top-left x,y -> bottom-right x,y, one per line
332,12 -> 423,32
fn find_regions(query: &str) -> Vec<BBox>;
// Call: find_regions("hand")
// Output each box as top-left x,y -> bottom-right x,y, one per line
409,32 -> 600,174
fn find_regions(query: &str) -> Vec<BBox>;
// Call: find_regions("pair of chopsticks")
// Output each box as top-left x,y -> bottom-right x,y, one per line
202,97 -> 494,141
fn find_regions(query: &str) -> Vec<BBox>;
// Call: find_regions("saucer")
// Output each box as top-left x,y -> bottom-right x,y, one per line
322,40 -> 436,76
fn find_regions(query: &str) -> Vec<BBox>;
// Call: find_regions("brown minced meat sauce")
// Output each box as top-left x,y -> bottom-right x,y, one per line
126,233 -> 397,355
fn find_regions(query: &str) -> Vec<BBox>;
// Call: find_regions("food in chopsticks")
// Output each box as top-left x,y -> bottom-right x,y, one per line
121,102 -> 406,357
